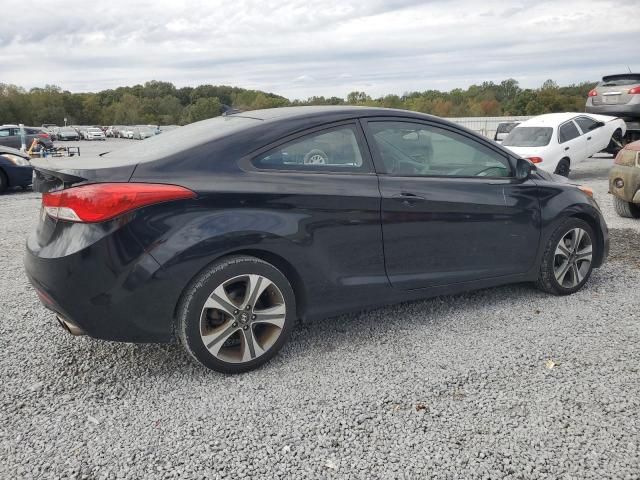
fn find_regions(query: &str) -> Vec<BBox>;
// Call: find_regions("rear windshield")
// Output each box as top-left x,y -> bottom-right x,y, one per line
503,127 -> 553,147
99,115 -> 261,164
601,74 -> 640,87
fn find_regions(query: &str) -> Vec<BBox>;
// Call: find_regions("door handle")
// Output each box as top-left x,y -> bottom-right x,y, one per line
587,136 -> 592,140
564,147 -> 570,151
392,192 -> 426,206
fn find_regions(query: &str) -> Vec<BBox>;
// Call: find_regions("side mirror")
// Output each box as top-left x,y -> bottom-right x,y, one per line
515,157 -> 534,180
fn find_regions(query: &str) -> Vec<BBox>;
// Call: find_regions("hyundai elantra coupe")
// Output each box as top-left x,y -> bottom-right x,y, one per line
25,107 -> 608,373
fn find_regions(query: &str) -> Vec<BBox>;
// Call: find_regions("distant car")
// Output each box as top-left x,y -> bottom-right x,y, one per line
502,113 -> 627,177
586,74 -> 640,120
56,127 -> 80,141
83,127 -> 106,141
104,126 -> 115,137
42,127 -> 58,141
0,125 -> 53,151
609,140 -> 640,218
494,121 -> 520,143
119,127 -> 134,139
132,126 -> 155,140
0,145 -> 32,193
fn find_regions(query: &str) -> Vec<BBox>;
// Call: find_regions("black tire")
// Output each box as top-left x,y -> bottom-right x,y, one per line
178,255 -> 296,373
536,218 -> 595,296
606,129 -> 624,156
0,170 -> 7,194
613,196 -> 640,218
554,158 -> 570,177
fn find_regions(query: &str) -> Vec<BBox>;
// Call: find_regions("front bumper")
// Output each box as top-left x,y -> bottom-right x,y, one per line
609,165 -> 640,202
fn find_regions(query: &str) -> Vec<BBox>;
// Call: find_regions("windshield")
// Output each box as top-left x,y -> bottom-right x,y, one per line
503,127 -> 553,147
60,127 -> 76,132
601,74 -> 640,87
88,128 -> 102,132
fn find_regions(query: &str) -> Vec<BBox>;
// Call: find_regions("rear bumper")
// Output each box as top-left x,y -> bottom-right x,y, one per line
24,218 -> 179,343
585,101 -> 640,119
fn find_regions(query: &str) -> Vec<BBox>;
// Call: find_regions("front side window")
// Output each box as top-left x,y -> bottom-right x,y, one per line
368,121 -> 511,178
254,126 -> 366,172
575,116 -> 599,134
558,121 -> 580,143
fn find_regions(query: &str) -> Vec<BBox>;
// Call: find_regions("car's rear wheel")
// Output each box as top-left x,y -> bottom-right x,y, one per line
537,218 -> 595,295
554,158 -> 570,177
606,129 -> 624,156
613,196 -> 640,218
178,255 -> 296,373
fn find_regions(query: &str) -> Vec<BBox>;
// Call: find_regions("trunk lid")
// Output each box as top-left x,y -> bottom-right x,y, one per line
30,155 -> 137,192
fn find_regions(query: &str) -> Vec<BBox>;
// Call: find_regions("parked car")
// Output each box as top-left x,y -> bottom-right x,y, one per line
0,145 -> 32,193
55,126 -> 80,141
586,73 -> 640,119
104,126 -> 115,137
82,127 -> 106,141
118,127 -> 134,139
494,121 -> 520,143
41,127 -> 58,141
25,106 -> 608,373
502,113 -> 626,176
132,126 -> 156,140
0,125 -> 53,151
609,140 -> 640,218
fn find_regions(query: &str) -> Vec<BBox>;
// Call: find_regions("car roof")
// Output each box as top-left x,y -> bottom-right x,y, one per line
516,112 -> 615,128
230,105 -> 427,121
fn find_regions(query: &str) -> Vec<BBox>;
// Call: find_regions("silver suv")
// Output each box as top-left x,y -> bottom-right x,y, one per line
586,74 -> 640,119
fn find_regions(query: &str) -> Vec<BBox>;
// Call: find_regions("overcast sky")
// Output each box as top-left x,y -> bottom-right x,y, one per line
1,0 -> 638,99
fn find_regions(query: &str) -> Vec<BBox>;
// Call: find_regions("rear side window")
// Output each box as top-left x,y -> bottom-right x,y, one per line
0,129 -> 9,137
254,126 -> 367,172
574,116 -> 599,134
558,122 -> 580,143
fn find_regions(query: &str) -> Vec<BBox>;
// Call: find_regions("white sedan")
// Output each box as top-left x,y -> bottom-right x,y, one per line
83,127 -> 106,141
501,112 -> 626,176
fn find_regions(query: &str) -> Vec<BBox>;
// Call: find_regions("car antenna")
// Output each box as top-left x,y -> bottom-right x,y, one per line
628,65 -> 632,73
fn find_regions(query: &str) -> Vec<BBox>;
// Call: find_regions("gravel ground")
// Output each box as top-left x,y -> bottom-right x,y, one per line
1,141 -> 639,479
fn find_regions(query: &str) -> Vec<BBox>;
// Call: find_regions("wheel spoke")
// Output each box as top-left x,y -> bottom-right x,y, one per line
555,243 -> 571,259
572,228 -> 584,251
576,245 -> 592,261
240,327 -> 264,362
203,285 -> 237,316
253,304 -> 286,328
202,320 -> 239,355
571,263 -> 582,285
555,260 -> 571,285
243,275 -> 272,309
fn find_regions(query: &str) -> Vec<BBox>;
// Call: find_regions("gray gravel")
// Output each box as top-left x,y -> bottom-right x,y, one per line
1,141 -> 639,479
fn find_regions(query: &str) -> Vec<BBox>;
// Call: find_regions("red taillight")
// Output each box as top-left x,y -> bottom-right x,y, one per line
629,86 -> 640,94
588,89 -> 598,97
42,183 -> 196,223
526,157 -> 543,164
38,133 -> 50,138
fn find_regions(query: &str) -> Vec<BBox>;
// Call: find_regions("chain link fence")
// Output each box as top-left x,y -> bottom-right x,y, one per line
445,116 -> 532,140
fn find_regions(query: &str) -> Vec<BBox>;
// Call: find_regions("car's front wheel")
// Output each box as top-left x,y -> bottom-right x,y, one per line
613,196 -> 640,218
537,218 -> 595,295
178,255 -> 296,373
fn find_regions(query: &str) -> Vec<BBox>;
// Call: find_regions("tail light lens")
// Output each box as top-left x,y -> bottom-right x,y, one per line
628,86 -> 640,94
588,89 -> 598,97
38,133 -> 50,139
526,157 -> 543,164
42,183 -> 196,223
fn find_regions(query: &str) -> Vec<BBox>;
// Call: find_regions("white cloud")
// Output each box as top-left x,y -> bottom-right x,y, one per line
0,0 -> 638,99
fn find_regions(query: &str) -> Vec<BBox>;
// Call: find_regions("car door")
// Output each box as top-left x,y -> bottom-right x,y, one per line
558,120 -> 586,164
0,127 -> 12,147
574,116 -> 608,155
361,118 -> 540,290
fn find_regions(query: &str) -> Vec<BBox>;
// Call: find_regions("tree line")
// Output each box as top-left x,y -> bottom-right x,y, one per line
0,78 -> 595,126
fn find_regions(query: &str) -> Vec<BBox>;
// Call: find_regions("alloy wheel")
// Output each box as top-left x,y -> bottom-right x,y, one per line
199,274 -> 286,363
553,228 -> 592,288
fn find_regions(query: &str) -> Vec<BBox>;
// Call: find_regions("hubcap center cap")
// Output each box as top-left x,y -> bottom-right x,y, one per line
238,312 -> 250,323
